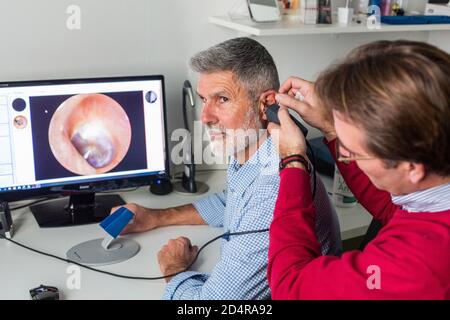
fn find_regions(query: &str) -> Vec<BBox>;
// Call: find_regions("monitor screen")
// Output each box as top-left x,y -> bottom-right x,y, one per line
0,75 -> 169,227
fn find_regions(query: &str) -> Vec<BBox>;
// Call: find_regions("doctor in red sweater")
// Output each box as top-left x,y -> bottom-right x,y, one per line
267,40 -> 450,299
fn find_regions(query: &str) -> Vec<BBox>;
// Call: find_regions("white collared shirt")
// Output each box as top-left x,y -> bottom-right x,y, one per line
391,182 -> 450,213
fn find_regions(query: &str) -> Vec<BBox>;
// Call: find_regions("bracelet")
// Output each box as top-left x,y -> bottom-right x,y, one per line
279,154 -> 311,173
280,154 -> 304,162
280,154 -> 309,165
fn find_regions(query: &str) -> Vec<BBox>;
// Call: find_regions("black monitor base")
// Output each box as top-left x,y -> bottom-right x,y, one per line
30,193 -> 125,228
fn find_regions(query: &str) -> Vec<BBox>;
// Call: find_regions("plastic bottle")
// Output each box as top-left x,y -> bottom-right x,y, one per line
369,0 -> 382,8
333,165 -> 357,208
381,0 -> 392,16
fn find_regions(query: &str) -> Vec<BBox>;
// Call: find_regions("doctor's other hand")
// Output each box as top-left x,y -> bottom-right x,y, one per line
268,107 -> 307,159
277,76 -> 336,141
158,236 -> 199,283
110,203 -> 161,235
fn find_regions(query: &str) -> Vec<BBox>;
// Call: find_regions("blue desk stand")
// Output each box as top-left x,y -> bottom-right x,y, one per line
66,207 -> 140,266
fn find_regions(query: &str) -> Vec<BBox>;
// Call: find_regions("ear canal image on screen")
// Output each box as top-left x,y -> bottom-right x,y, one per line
48,93 -> 132,175
70,124 -> 115,168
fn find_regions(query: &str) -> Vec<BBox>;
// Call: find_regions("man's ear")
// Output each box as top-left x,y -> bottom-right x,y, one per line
259,90 -> 277,121
407,162 -> 426,185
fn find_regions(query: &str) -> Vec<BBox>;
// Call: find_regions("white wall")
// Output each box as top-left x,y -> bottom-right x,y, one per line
428,31 -> 450,52
0,0 -> 190,152
0,0 -> 447,171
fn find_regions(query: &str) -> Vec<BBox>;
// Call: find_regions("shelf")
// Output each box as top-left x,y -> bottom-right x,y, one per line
209,15 -> 450,36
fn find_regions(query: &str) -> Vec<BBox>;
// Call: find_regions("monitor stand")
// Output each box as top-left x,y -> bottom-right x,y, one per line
30,192 -> 125,228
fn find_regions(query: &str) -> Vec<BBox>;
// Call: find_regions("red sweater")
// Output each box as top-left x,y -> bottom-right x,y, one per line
268,139 -> 450,299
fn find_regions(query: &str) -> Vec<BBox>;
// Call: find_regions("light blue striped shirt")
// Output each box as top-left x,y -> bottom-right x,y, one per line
163,137 -> 341,300
391,182 -> 450,213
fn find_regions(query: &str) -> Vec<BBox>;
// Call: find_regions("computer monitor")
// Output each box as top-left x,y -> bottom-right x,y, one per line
0,75 -> 169,228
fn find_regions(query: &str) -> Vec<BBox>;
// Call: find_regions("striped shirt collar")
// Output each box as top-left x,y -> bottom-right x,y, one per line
391,182 -> 450,213
228,136 -> 278,196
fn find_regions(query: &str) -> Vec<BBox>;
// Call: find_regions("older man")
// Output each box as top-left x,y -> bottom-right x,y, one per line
113,37 -> 341,299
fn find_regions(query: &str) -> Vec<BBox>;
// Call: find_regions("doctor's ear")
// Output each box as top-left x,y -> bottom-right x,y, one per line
259,90 -> 277,121
407,162 -> 426,185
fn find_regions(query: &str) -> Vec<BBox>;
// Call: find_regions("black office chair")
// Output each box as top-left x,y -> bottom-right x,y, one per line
358,219 -> 383,250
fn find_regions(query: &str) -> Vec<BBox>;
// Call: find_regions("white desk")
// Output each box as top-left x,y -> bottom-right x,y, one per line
0,171 -> 372,300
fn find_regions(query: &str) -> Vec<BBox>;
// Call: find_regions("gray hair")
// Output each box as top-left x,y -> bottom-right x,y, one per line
190,37 -> 280,107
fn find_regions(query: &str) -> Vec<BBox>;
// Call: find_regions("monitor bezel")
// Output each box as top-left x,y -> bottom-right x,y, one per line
0,74 -> 170,202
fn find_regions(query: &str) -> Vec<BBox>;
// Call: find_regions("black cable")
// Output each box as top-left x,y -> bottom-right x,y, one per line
0,228 -> 269,281
306,139 -> 317,200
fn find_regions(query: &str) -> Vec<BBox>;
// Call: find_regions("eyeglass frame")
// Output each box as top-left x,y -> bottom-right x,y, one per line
335,138 -> 375,163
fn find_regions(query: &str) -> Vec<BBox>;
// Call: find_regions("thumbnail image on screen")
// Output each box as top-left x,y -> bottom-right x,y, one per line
29,91 -> 148,180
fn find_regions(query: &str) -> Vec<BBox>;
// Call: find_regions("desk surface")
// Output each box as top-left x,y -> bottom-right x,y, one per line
0,170 -> 372,300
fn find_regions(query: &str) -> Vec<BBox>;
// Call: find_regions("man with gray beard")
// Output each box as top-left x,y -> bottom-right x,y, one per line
111,37 -> 341,300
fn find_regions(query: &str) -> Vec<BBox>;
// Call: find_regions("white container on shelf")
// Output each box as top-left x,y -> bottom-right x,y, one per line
333,164 -> 357,208
338,7 -> 354,25
425,3 -> 450,16
299,0 -> 319,24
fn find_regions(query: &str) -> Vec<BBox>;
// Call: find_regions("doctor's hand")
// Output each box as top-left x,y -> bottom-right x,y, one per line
110,203 -> 161,235
277,76 -> 336,142
268,106 -> 307,160
158,237 -> 199,283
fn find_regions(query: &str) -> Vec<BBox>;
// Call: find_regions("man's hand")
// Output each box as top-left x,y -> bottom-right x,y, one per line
276,76 -> 336,141
268,107 -> 307,159
110,203 -> 161,235
157,237 -> 199,283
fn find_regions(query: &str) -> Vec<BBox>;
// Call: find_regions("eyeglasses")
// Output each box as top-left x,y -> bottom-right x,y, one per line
336,138 -> 375,163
